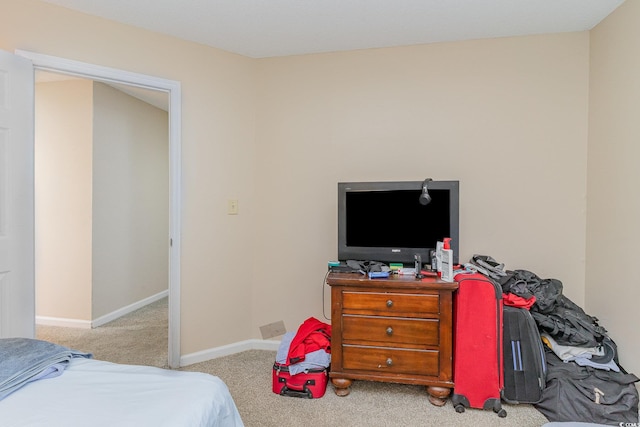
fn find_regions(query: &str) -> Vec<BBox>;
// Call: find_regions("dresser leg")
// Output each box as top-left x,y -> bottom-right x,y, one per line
426,386 -> 450,406
331,378 -> 352,396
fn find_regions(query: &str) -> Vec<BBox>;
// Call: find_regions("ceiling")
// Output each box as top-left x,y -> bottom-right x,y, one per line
41,0 -> 625,59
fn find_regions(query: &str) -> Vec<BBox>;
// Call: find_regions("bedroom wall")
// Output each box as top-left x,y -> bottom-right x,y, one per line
253,33 -> 590,334
587,0 -> 640,375
91,82 -> 169,319
1,0 -> 257,355
2,0 -> 603,361
35,79 -> 93,322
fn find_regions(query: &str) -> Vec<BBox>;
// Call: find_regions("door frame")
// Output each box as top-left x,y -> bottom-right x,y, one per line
16,50 -> 182,368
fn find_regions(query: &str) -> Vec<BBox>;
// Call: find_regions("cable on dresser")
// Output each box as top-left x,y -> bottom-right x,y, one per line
322,269 -> 330,321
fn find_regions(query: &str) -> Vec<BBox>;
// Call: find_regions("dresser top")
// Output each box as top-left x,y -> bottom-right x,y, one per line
327,272 -> 459,291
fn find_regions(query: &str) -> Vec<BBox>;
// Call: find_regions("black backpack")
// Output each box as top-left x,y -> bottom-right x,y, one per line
531,294 -> 608,348
500,269 -> 607,348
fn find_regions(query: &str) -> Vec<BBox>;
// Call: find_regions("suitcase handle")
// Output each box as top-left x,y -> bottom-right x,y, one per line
278,377 -> 315,399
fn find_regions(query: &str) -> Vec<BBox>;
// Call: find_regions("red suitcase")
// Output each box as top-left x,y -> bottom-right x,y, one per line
451,272 -> 507,417
272,362 -> 328,399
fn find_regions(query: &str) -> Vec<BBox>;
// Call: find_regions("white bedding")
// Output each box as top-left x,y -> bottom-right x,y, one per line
0,358 -> 244,427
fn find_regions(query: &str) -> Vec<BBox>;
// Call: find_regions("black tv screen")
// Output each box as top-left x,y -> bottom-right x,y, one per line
338,181 -> 459,265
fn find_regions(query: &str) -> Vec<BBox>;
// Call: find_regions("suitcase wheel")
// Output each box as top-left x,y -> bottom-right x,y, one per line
491,400 -> 507,418
483,398 -> 507,418
451,394 -> 469,414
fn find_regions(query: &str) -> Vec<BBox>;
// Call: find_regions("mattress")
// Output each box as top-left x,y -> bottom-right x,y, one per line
0,357 -> 243,427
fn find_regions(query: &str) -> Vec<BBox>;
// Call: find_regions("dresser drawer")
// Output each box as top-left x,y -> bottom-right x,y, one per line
342,291 -> 439,318
343,345 -> 440,376
342,315 -> 439,347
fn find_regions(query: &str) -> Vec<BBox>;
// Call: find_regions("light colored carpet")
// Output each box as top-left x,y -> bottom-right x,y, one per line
36,297 -> 169,368
37,298 -> 549,427
184,350 -> 549,427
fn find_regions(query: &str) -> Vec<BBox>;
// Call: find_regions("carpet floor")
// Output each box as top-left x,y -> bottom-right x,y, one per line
37,298 -> 550,426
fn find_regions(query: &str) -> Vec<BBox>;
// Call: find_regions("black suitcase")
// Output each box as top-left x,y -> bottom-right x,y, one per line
502,305 -> 546,403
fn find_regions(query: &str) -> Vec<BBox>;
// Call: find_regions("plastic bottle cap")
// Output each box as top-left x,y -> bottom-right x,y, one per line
443,237 -> 451,249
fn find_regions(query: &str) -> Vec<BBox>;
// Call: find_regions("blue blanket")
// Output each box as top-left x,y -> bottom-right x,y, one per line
0,338 -> 92,401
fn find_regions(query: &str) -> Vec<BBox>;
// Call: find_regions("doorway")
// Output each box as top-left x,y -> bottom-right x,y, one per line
34,71 -> 169,365
17,50 -> 182,368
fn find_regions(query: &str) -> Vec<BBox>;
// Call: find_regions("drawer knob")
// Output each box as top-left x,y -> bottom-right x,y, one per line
386,358 -> 393,367
386,327 -> 393,336
386,299 -> 394,308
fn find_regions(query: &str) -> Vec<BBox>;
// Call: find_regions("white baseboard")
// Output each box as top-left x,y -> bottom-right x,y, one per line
180,338 -> 281,367
92,290 -> 169,328
36,290 -> 169,329
35,316 -> 92,329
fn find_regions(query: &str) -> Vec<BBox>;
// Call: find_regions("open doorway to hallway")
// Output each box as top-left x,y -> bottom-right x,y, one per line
33,70 -> 170,367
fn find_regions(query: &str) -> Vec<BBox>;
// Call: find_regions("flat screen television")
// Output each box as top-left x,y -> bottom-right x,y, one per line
337,180 -> 459,265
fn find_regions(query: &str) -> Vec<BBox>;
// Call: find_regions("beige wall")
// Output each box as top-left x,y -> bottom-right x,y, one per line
5,0 -> 636,369
253,34 -> 590,331
587,0 -> 640,374
1,0 -> 257,354
35,79 -> 93,321
91,82 -> 169,318
34,79 -> 170,323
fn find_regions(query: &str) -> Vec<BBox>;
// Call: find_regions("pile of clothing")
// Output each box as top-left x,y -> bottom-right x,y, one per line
497,268 -> 616,369
276,317 -> 331,374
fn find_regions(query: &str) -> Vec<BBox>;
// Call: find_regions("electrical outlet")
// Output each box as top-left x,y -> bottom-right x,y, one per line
259,320 -> 286,339
227,199 -> 238,215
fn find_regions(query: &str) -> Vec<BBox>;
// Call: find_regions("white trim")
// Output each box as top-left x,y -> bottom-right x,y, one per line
180,339 -> 282,367
91,290 -> 168,328
36,290 -> 168,329
35,316 -> 92,329
16,50 -> 183,368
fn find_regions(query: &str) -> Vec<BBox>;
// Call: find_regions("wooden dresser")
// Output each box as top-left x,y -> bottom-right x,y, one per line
326,272 -> 458,405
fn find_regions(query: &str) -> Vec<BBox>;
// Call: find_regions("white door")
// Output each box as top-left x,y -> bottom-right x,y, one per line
0,50 -> 35,338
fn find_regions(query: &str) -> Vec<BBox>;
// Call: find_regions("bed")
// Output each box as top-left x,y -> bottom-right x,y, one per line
0,338 -> 244,427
